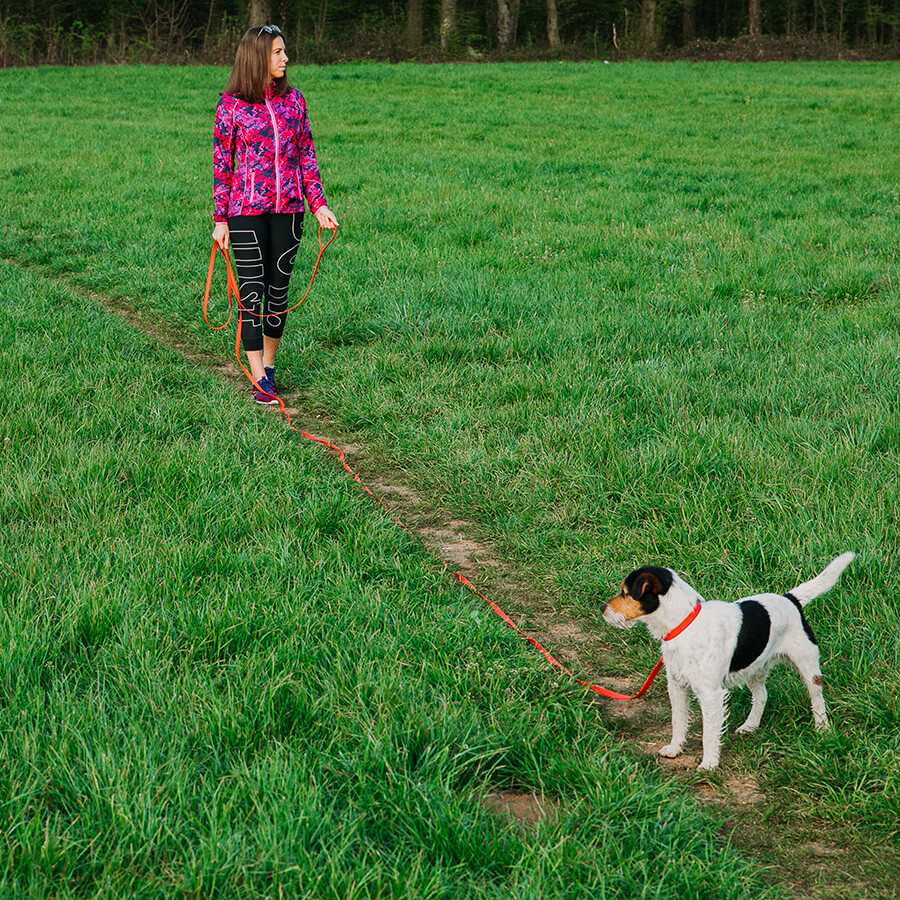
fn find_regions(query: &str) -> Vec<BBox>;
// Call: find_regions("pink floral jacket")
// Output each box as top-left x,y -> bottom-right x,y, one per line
213,84 -> 327,222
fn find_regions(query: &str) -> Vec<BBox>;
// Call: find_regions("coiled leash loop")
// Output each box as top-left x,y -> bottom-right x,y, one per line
203,224 -> 337,330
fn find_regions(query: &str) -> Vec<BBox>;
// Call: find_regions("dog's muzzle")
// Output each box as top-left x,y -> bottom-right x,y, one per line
601,601 -> 634,630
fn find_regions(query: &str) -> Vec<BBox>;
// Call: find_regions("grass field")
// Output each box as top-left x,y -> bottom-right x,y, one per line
0,60 -> 898,897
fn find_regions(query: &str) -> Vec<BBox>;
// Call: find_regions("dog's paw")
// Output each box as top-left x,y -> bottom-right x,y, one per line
735,722 -> 758,734
658,744 -> 682,759
697,759 -> 719,772
814,719 -> 831,732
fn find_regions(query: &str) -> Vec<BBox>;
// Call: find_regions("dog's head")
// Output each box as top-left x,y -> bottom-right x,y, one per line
602,566 -> 674,630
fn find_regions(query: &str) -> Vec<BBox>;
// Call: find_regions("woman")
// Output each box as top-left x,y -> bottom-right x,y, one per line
213,25 -> 338,404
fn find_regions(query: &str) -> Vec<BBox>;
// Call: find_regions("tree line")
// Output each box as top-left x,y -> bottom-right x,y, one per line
2,0 -> 897,66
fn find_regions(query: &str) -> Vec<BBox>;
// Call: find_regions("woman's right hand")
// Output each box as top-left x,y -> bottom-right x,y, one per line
213,221 -> 230,251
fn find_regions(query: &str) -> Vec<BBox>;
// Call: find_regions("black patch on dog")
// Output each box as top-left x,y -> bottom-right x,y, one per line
624,566 -> 673,615
730,600 -> 771,671
784,592 -> 818,645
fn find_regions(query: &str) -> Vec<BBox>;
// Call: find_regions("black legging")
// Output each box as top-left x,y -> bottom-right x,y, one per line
228,213 -> 304,352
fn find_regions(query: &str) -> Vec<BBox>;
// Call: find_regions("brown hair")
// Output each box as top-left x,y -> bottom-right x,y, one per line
224,27 -> 291,104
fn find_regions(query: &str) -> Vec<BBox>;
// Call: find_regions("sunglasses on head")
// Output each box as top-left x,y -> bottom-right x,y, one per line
259,25 -> 282,35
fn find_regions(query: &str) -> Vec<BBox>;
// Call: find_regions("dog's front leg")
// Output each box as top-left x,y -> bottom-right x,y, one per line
695,687 -> 728,771
659,675 -> 690,759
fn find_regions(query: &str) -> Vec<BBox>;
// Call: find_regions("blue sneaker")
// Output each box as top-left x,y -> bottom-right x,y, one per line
264,365 -> 276,391
254,375 -> 279,405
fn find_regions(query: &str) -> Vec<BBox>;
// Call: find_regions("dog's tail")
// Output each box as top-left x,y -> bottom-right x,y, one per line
786,552 -> 856,607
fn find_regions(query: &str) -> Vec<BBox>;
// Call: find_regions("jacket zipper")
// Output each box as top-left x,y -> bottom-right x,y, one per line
249,172 -> 255,202
265,97 -> 281,211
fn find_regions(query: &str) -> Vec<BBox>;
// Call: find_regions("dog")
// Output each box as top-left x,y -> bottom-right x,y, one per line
602,553 -> 855,771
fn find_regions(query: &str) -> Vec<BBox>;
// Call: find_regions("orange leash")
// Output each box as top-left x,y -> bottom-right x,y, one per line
204,225 -> 337,330
203,237 -> 691,701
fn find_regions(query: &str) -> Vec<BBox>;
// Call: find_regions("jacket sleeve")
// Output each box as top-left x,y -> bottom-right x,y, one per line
294,92 -> 327,215
213,95 -> 237,222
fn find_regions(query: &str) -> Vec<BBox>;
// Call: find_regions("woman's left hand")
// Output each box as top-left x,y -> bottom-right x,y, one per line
314,206 -> 339,230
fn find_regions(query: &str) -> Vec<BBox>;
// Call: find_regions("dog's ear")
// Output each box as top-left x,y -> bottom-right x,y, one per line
632,570 -> 664,601
625,566 -> 673,613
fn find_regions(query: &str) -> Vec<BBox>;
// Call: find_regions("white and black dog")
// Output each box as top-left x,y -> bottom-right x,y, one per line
602,553 -> 855,771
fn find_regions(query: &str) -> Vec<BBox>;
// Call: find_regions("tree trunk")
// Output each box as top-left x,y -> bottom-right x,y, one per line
205,0 -> 216,49
440,0 -> 457,52
313,1 -> 329,43
682,0 -> 695,40
546,0 -> 561,49
748,0 -> 761,37
407,0 -> 422,49
497,0 -> 520,52
817,0 -> 828,35
639,0 -> 657,48
248,0 -> 271,28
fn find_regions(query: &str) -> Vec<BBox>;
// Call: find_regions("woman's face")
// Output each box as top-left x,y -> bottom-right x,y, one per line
269,37 -> 288,80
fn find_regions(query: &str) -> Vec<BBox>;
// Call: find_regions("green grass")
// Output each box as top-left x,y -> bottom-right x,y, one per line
0,263 -> 768,897
1,60 -> 899,896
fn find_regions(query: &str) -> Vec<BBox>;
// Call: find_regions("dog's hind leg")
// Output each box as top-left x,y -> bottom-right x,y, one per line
736,676 -> 768,734
659,677 -> 691,759
696,687 -> 728,771
789,646 -> 829,730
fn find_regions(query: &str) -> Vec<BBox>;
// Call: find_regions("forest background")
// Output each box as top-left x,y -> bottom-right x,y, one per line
2,0 -> 899,67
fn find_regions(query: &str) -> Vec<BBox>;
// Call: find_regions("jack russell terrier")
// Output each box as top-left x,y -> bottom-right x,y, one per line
602,552 -> 854,771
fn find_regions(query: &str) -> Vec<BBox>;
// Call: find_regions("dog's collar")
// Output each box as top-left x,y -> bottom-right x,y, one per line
662,601 -> 702,641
